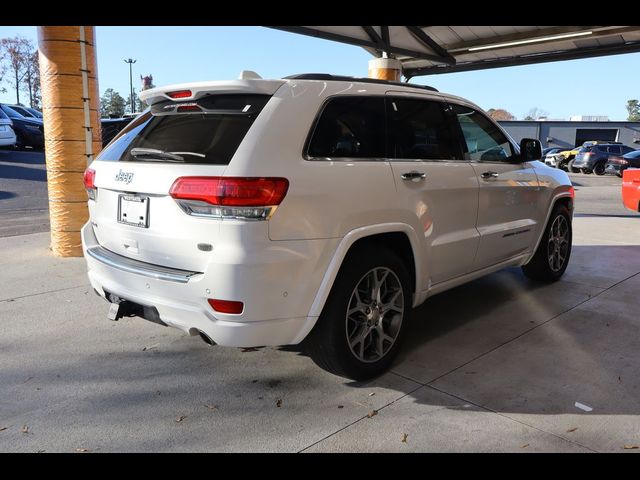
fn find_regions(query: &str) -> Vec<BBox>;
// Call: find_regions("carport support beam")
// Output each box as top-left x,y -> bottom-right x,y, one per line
368,57 -> 402,82
38,26 -> 102,257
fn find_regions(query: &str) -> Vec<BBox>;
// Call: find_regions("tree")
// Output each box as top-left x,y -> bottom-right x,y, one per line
21,50 -> 41,108
523,107 -> 549,121
486,108 -> 515,121
100,88 -> 126,118
627,99 -> 640,122
0,36 -> 33,104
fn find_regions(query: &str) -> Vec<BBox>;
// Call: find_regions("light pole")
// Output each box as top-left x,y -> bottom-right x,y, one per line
124,58 -> 137,114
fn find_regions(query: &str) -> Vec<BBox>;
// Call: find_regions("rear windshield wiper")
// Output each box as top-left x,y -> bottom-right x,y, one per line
130,148 -> 185,162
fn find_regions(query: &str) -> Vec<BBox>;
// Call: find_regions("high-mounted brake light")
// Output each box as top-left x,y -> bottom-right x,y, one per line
177,104 -> 201,113
208,299 -> 244,315
166,90 -> 192,99
83,168 -> 96,200
169,177 -> 289,220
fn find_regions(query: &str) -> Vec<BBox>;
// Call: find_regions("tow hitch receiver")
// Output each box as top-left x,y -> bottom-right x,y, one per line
104,292 -> 167,326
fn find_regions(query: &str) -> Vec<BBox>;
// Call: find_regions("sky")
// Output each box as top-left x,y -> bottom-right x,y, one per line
1,25 -> 639,120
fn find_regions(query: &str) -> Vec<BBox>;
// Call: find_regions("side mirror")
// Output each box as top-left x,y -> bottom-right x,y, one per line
520,138 -> 542,162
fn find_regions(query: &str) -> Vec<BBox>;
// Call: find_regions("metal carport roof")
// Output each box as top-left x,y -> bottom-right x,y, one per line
270,26 -> 640,79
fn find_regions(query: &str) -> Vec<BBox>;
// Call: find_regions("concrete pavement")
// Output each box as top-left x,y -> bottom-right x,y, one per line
1,215 -> 639,452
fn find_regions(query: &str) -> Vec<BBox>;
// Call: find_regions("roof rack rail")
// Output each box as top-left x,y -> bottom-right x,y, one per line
283,73 -> 438,92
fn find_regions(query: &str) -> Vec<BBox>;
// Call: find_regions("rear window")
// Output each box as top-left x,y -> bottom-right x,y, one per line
96,94 -> 271,165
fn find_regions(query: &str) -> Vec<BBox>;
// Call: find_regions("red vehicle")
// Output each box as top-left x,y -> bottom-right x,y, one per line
622,169 -> 640,212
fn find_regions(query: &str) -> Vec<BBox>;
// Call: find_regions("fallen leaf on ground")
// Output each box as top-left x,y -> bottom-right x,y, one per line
623,445 -> 640,450
0,427 -> 7,432
175,415 -> 187,423
76,448 -> 89,453
368,392 -> 375,397
21,425 -> 29,434
618,376 -> 622,383
204,404 -> 219,410
276,399 -> 283,407
401,433 -> 408,443
22,377 -> 34,384
521,444 -> 529,449
567,427 -> 578,433
367,410 -> 378,418
241,347 -> 259,352
337,405 -> 344,409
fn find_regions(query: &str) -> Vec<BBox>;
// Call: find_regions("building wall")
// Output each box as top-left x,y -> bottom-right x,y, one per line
498,121 -> 640,148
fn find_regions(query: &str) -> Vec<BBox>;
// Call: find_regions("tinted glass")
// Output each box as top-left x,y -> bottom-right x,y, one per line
607,145 -> 621,154
96,94 -> 270,165
451,104 -> 514,162
1,105 -> 24,119
621,146 -> 635,154
388,98 -> 455,160
10,106 -> 34,117
308,97 -> 386,158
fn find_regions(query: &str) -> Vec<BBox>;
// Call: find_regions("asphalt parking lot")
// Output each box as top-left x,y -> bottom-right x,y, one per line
1,150 -> 639,452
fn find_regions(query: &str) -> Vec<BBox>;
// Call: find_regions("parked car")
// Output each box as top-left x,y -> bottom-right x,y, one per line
542,147 -> 564,166
81,73 -> 574,380
0,104 -> 44,150
622,168 -> 640,212
605,150 -> 640,177
572,143 -> 636,175
24,107 -> 43,119
0,107 -> 17,148
100,117 -> 134,147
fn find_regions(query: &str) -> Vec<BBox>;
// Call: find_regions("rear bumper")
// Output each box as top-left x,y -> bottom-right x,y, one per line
81,221 -> 336,347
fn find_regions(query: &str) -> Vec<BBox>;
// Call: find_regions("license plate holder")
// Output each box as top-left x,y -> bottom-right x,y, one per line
118,194 -> 150,228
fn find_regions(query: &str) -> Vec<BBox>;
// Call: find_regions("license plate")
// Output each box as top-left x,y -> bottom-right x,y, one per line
118,194 -> 149,228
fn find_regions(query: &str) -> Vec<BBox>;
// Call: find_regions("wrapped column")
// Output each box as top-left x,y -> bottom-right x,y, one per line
368,57 -> 403,82
38,26 -> 102,257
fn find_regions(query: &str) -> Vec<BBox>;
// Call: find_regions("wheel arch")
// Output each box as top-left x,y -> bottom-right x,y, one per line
527,191 -> 574,264
291,223 -> 422,344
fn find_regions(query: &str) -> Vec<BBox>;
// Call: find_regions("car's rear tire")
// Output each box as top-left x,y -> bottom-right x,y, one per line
593,162 -> 606,176
305,246 -> 411,380
522,204 -> 572,282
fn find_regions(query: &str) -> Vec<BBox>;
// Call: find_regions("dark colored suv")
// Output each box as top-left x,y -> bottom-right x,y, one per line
572,143 -> 636,175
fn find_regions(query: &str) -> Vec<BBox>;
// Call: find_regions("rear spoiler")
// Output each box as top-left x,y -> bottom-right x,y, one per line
139,79 -> 285,106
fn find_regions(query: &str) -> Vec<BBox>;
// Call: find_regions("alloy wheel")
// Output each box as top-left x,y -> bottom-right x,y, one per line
345,267 -> 404,363
547,215 -> 570,272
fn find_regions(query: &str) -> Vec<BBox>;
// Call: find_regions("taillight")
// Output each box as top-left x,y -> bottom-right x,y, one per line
166,90 -> 192,99
568,186 -> 575,198
169,177 -> 289,220
83,168 -> 96,200
208,299 -> 244,315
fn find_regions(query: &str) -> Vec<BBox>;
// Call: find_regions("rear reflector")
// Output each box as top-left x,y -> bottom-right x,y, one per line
166,90 -> 192,99
170,177 -> 289,207
208,299 -> 244,314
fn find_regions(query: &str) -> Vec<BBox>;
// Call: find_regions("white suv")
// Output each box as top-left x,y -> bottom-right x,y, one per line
82,73 -> 574,380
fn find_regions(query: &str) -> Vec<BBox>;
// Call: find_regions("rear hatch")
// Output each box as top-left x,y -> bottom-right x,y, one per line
88,83 -> 280,271
573,146 -> 591,164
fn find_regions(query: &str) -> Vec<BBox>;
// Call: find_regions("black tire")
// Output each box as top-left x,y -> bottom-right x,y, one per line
593,162 -> 606,176
568,160 -> 580,173
305,246 -> 412,380
522,204 -> 572,282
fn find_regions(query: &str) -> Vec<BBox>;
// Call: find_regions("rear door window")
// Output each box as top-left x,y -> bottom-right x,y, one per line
307,97 -> 386,159
96,94 -> 271,165
387,97 -> 457,160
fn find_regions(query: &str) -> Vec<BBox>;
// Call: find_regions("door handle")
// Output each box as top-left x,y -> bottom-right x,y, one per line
481,171 -> 499,180
401,171 -> 426,181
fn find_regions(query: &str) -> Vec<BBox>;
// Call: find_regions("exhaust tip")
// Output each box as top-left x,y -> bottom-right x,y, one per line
198,330 -> 216,346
